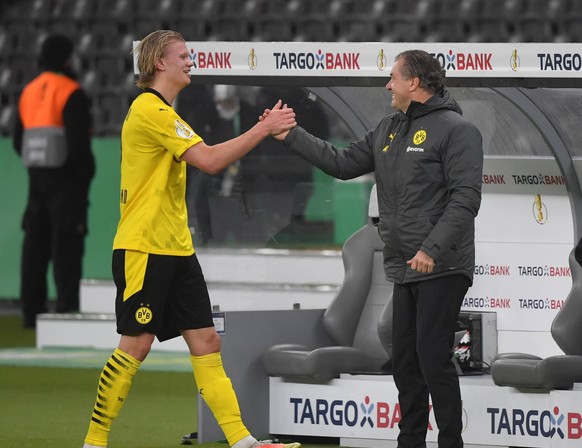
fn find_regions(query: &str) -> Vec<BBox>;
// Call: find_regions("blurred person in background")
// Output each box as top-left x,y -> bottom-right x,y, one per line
176,83 -> 218,246
176,84 -> 255,246
13,33 -> 95,329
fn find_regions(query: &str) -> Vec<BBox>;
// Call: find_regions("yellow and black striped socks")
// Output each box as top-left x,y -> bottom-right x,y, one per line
191,352 -> 251,446
84,348 -> 141,447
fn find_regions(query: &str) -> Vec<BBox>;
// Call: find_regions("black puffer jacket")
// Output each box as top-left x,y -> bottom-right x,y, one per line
284,88 -> 483,284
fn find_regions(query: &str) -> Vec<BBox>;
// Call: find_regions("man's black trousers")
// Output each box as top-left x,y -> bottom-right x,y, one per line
392,275 -> 470,448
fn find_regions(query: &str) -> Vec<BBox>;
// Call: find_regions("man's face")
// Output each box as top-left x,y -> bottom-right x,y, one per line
159,39 -> 193,88
386,57 -> 413,113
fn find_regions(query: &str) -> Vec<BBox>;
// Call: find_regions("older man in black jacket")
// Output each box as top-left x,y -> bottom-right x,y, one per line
269,50 -> 483,448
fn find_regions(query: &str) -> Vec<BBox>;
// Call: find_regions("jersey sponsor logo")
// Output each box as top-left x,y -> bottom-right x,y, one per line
406,146 -> 424,153
175,119 -> 195,139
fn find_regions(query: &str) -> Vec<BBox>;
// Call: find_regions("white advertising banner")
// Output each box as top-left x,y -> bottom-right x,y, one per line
134,42 -> 582,80
463,157 -> 573,333
270,376 -> 582,447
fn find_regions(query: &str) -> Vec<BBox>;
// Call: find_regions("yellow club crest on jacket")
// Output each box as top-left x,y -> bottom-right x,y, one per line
413,130 -> 427,145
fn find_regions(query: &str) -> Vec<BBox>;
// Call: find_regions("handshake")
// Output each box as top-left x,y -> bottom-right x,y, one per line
258,99 -> 297,141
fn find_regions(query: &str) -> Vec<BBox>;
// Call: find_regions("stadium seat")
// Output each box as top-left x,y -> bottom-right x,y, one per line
93,52 -> 127,91
0,66 -> 14,97
222,0 -> 246,18
561,18 -> 582,42
563,0 -> 582,18
285,0 -> 308,18
547,0 -> 571,18
0,27 -> 10,57
5,19 -> 37,51
132,0 -> 167,19
190,0 -> 224,18
337,18 -> 377,42
262,188 -> 394,380
295,17 -> 336,42
427,0 -> 457,18
327,0 -> 354,18
514,17 -> 555,42
79,70 -> 99,97
520,0 -> 557,19
207,17 -> 248,41
491,241 -> 582,390
347,0 -> 379,15
380,18 -> 423,43
262,0 -> 296,17
480,0 -> 514,18
95,91 -> 128,136
172,17 -> 207,41
48,17 -> 80,38
87,19 -> 124,52
8,53 -> 34,91
122,72 -> 141,104
52,0 -> 93,20
254,18 -> 294,42
458,0 -> 483,19
93,0 -> 129,20
391,0 -> 419,16
504,0 -> 527,17
0,105 -> 17,136
416,0 -> 441,17
132,17 -> 163,41
469,18 -> 511,42
3,0 -> 29,20
425,18 -> 467,42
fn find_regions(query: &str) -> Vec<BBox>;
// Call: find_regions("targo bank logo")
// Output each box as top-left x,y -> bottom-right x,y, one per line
188,49 -> 232,69
273,50 -> 361,71
289,395 -> 436,430
488,406 -> 582,440
430,50 -> 493,71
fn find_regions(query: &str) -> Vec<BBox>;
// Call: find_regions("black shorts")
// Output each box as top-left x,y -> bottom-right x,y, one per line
112,249 -> 214,342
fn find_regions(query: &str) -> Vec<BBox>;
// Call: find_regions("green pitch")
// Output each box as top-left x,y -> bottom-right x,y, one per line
0,315 -> 339,448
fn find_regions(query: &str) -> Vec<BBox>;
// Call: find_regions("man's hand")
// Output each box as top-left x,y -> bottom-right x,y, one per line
407,250 -> 435,273
259,100 -> 296,139
259,102 -> 294,140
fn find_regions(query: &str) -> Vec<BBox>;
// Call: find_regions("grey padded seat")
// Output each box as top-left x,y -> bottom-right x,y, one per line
491,241 -> 582,389
262,187 -> 393,380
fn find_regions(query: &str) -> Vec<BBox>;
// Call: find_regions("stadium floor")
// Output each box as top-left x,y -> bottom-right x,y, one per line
0,347 -> 192,371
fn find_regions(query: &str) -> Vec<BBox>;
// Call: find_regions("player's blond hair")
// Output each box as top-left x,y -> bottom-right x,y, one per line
134,30 -> 185,89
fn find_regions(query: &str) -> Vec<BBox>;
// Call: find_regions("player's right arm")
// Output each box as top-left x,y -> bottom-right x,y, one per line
180,100 -> 295,174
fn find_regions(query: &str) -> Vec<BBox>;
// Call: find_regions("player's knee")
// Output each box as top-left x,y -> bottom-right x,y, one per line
204,330 -> 222,353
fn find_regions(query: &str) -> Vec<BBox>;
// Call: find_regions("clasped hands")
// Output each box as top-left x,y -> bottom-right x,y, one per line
259,100 -> 295,140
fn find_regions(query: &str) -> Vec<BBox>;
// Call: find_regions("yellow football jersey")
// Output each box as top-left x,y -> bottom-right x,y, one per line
113,89 -> 202,255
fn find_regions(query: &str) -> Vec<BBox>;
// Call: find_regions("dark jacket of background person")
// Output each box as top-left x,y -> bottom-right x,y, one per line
283,88 -> 483,284
12,34 -> 95,328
